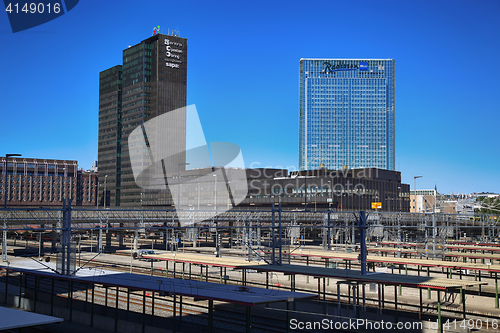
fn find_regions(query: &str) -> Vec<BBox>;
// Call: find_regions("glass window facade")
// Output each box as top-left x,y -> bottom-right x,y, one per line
299,59 -> 395,171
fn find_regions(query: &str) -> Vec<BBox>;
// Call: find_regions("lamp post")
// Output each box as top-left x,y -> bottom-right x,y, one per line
327,180 -> 333,210
197,184 -> 202,211
103,175 -> 108,209
304,170 -> 308,212
397,186 -> 401,212
213,174 -> 217,212
177,163 -> 190,209
4,154 -> 21,209
414,176 -> 422,213
60,167 -> 67,202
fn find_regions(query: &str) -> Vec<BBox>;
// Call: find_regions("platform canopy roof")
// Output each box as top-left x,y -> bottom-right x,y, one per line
0,306 -> 62,330
146,253 -> 489,290
294,250 -> 500,273
1,260 -> 314,306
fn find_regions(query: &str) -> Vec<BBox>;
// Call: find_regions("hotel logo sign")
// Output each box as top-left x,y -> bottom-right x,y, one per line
323,61 -> 369,73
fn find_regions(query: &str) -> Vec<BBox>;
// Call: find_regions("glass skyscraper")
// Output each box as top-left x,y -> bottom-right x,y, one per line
299,59 -> 395,171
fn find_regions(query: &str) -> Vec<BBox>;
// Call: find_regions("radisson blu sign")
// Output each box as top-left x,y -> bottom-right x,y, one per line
323,61 -> 369,73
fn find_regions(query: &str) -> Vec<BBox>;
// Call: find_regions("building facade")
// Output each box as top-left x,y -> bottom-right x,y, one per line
0,157 -> 97,207
409,189 -> 447,213
98,33 -> 187,207
242,167 -> 409,212
140,167 -> 410,212
299,59 -> 395,171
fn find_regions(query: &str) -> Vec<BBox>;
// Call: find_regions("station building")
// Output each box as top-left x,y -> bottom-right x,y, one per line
141,166 -> 410,212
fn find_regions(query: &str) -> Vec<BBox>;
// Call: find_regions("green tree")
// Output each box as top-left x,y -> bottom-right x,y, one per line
476,196 -> 500,216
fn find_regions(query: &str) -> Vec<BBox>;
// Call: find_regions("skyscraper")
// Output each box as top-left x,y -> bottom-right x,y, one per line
98,33 -> 187,207
299,59 -> 395,171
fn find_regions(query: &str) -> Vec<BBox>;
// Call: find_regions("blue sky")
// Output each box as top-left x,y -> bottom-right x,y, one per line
1,0 -> 499,194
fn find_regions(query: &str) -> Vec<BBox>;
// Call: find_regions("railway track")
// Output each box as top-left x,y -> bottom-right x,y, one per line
4,244 -> 500,330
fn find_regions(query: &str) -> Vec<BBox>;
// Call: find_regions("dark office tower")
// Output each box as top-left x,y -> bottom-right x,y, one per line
98,65 -> 122,207
98,33 -> 187,207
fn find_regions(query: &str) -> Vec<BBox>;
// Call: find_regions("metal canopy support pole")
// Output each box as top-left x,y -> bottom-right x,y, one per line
460,287 -> 466,319
34,276 -> 38,312
478,270 -> 482,295
337,283 -> 341,314
323,278 -> 327,315
179,296 -> 183,330
394,285 -> 398,322
358,211 -> 368,275
378,283 -> 382,314
266,272 -> 269,289
427,267 -> 431,299
381,284 -> 385,309
306,257 -> 309,283
151,292 -> 155,320
4,268 -> 8,304
286,300 -> 290,333
173,294 -> 177,333
2,221 -> 7,262
419,288 -> 423,319
362,284 -> 366,310
91,283 -> 94,327
208,299 -> 213,333
245,305 -> 252,333
115,287 -> 119,332
495,273 -> 499,309
127,288 -> 130,312
69,280 -> 73,321
142,291 -> 146,333
17,272 -> 22,308
437,290 -> 442,333
352,285 -> 356,314
51,277 -> 55,316
356,283 -> 360,306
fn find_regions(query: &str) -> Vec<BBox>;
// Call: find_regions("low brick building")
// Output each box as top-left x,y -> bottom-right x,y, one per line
0,157 -> 97,207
